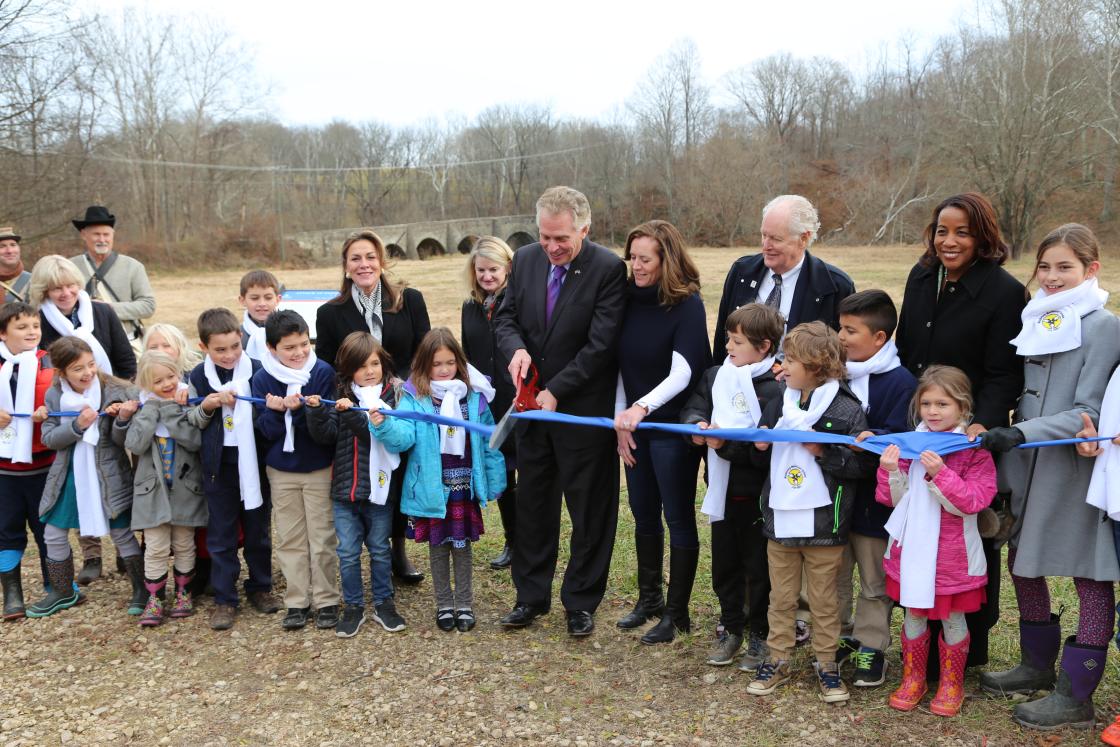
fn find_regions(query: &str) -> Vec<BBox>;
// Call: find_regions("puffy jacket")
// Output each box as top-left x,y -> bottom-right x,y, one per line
876,447 -> 996,595
0,349 -> 55,474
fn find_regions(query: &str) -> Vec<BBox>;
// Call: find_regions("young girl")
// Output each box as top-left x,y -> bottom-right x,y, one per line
977,223 -> 1120,730
26,337 -> 145,618
143,323 -> 201,377
877,365 -> 996,717
372,328 -> 505,633
307,331 -> 406,638
124,351 -> 207,626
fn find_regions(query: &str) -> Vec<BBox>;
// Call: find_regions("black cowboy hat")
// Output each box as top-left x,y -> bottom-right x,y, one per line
72,205 -> 115,231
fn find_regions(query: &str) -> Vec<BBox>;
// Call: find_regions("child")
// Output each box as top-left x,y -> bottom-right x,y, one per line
877,365 -> 996,717
835,290 -> 918,687
143,323 -> 201,376
680,303 -> 784,670
26,337 -> 145,617
977,223 -> 1120,730
239,270 -> 282,362
0,302 -> 55,619
746,321 -> 874,704
125,351 -> 207,626
372,328 -> 505,633
307,331 -> 406,637
251,309 -> 339,631
186,308 -> 279,632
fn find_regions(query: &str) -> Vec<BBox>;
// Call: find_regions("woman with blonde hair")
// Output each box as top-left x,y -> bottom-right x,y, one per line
460,236 -> 518,569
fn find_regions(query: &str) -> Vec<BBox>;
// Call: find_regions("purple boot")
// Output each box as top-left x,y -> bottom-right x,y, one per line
1013,636 -> 1107,730
979,613 -> 1060,696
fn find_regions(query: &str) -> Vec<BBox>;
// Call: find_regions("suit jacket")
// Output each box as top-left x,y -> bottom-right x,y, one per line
39,299 -> 138,381
314,285 -> 431,378
493,240 -> 627,416
713,251 -> 855,361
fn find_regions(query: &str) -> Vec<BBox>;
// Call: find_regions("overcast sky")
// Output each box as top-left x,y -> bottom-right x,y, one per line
76,0 -> 976,128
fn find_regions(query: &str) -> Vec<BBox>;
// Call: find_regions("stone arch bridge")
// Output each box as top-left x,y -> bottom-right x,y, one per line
286,215 -> 537,261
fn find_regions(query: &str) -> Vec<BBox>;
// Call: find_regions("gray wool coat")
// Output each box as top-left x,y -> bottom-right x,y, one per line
39,379 -> 136,522
124,398 -> 207,531
999,308 -> 1120,581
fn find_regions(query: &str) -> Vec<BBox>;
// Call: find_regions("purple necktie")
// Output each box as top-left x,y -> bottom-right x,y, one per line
546,265 -> 567,325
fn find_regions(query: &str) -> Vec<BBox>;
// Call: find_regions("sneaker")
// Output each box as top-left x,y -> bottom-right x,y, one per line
335,606 -> 366,638
373,600 -> 407,632
837,636 -> 861,666
315,605 -> 339,630
795,619 -> 811,647
746,660 -> 792,696
852,647 -> 887,687
1101,713 -> 1120,746
738,633 -> 771,672
706,631 -> 743,666
815,661 -> 850,703
282,607 -> 311,630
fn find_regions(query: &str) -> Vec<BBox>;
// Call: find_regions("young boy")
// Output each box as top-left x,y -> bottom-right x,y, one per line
0,302 -> 55,618
251,309 -> 339,631
186,308 -> 281,631
746,321 -> 876,704
836,290 -> 918,687
680,303 -> 784,670
238,270 -> 282,362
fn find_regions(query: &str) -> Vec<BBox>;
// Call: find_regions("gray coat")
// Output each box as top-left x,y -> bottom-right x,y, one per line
999,309 -> 1120,581
39,379 -> 136,521
124,398 -> 207,530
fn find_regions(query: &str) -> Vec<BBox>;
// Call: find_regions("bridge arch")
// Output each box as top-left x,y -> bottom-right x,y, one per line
507,231 -> 535,250
457,235 -> 479,254
386,243 -> 406,259
415,237 -> 445,260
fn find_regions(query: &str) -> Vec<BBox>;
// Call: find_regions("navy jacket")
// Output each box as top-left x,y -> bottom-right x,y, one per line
186,357 -> 268,486
250,359 -> 336,473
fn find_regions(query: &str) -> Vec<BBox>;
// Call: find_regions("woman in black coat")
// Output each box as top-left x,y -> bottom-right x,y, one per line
895,192 -> 1026,675
315,230 -> 431,583
460,236 -> 517,570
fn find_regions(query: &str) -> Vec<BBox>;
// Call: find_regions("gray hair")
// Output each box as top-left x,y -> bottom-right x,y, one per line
29,254 -> 85,306
763,194 -> 820,247
536,186 -> 591,231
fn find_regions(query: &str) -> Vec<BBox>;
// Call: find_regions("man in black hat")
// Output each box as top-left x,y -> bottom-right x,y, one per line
68,205 -> 156,343
0,227 -> 30,303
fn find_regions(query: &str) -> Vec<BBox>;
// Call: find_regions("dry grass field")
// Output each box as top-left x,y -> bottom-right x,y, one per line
1,243 -> 1118,746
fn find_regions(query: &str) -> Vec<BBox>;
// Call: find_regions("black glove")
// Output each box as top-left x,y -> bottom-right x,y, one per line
980,426 -> 1025,453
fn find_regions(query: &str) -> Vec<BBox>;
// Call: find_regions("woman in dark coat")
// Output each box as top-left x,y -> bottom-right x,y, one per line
315,230 -> 431,583
895,192 -> 1026,674
460,236 -> 518,570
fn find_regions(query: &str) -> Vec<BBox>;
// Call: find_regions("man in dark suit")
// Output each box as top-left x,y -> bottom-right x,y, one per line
713,195 -> 854,361
494,186 -> 627,637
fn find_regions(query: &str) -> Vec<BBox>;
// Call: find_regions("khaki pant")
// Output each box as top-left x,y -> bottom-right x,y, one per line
143,524 -> 196,579
268,466 -> 338,610
837,533 -> 893,652
766,541 -> 845,663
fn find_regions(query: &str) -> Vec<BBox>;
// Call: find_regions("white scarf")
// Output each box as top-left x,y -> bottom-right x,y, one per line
431,379 -> 470,456
351,383 -> 400,504
1087,365 -> 1120,519
40,291 -> 113,375
241,311 -> 268,362
0,343 -> 38,463
768,379 -> 839,539
1010,277 -> 1108,356
138,382 -> 189,437
701,356 -> 774,522
846,340 -> 901,413
882,423 -> 964,610
59,376 -> 108,538
203,354 -> 262,510
260,349 -> 318,453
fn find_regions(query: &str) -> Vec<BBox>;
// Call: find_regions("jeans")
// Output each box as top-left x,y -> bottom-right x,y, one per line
333,499 -> 393,607
624,433 -> 700,548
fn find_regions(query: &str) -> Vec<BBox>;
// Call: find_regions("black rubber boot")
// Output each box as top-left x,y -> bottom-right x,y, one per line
1012,637 -> 1106,730
1,567 -> 25,621
188,557 -> 212,597
76,557 -> 102,586
617,533 -> 664,629
121,555 -> 148,615
26,556 -> 82,618
641,545 -> 699,645
980,614 -> 1061,695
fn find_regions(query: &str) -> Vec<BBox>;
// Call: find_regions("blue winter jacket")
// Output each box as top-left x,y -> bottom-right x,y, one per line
371,381 -> 506,519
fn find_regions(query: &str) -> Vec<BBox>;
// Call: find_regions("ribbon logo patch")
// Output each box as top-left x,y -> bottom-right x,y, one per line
377,470 -> 387,488
1040,311 -> 1064,331
223,415 -> 234,432
784,466 -> 806,489
732,392 -> 748,413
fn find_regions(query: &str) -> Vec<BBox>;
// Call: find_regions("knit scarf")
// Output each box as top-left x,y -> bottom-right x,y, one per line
351,383 -> 400,504
40,291 -> 113,375
700,355 -> 774,522
260,350 -> 318,452
1010,277 -> 1108,356
768,379 -> 839,539
241,311 -> 268,362
846,340 -> 901,413
351,283 -> 383,342
0,260 -> 24,283
0,342 -> 36,463
203,354 -> 262,509
59,376 -> 108,537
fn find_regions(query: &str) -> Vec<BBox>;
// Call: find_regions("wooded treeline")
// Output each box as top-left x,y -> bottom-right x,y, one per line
1,0 -> 1118,262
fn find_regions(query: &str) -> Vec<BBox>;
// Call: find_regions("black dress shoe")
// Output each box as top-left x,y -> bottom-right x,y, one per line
391,540 -> 424,585
489,544 -> 513,570
566,610 -> 594,637
436,608 -> 456,632
500,604 -> 548,628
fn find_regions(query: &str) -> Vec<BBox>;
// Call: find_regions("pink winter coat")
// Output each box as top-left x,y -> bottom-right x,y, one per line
875,447 -> 997,595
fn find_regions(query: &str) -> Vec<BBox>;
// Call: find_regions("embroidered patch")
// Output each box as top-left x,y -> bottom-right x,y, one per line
223,415 -> 235,432
1084,658 -> 1099,671
784,466 -> 806,489
1040,311 -> 1064,331
377,470 -> 387,488
446,426 -> 456,438
0,427 -> 14,444
732,392 -> 748,413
